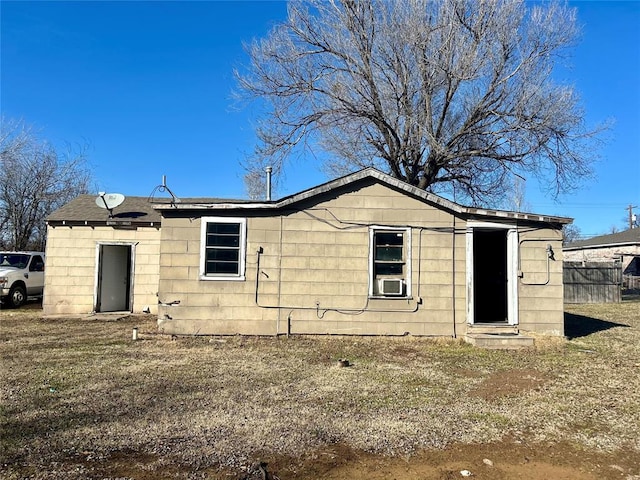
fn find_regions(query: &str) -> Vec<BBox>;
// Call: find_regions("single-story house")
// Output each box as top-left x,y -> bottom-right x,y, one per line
44,196 -> 161,315
152,168 -> 570,337
563,229 -> 640,276
44,168 -> 570,339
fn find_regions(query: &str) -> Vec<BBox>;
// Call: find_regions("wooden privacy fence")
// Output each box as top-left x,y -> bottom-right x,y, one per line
564,261 -> 622,303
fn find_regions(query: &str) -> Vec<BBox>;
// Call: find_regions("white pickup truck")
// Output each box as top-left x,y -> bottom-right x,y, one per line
0,252 -> 46,308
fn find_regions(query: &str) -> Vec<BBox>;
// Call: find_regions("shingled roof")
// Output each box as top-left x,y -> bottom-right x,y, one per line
47,194 -> 161,226
564,228 -> 640,250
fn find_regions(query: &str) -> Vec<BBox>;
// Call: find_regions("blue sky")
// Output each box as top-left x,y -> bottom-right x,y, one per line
1,1 -> 638,237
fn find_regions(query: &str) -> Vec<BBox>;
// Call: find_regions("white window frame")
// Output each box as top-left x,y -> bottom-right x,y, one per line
200,216 -> 247,281
368,226 -> 412,298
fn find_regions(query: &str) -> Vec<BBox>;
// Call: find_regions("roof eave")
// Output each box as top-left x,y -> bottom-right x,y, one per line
153,201 -> 275,210
47,220 -> 161,227
466,208 -> 572,225
563,241 -> 640,251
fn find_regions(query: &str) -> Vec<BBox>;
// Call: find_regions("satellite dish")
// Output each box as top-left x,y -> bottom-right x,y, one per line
96,193 -> 125,217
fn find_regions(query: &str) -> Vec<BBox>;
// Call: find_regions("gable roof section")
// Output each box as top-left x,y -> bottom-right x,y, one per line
153,167 -> 572,225
47,194 -> 161,226
278,168 -> 462,212
564,228 -> 640,250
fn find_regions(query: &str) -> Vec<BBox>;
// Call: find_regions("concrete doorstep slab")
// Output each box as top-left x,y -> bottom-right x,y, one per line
464,333 -> 535,349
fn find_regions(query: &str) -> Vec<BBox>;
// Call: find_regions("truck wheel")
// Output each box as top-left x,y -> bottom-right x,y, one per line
8,284 -> 26,308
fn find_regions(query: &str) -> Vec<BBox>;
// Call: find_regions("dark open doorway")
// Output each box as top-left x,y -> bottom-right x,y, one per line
96,244 -> 132,312
473,229 -> 508,323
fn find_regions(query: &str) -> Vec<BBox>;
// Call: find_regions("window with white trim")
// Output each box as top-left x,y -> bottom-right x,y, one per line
369,227 -> 411,297
200,217 -> 247,280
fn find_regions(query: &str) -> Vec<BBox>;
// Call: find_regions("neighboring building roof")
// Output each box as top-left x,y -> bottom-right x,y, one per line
564,228 -> 640,251
47,194 -> 161,226
153,167 -> 572,226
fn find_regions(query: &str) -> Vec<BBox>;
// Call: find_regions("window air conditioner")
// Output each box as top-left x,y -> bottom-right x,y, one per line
379,278 -> 403,296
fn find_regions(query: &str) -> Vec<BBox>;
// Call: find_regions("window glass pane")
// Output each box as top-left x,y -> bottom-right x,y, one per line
206,249 -> 239,262
205,261 -> 239,275
0,254 -> 29,268
375,263 -> 404,276
207,234 -> 240,248
375,246 -> 402,261
375,232 -> 403,246
207,223 -> 240,235
30,256 -> 45,272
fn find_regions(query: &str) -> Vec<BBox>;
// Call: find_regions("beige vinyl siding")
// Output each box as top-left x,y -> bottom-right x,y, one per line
158,215 -> 280,335
517,228 -> 565,335
156,180 -> 565,337
158,182 -> 468,336
43,225 -> 161,316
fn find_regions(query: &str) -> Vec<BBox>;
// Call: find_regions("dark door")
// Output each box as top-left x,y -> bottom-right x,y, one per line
473,229 -> 508,323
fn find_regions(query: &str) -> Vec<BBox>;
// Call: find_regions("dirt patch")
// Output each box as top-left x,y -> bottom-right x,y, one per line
469,368 -> 551,401
307,442 -> 639,480
264,442 -> 638,480
23,442 -> 639,480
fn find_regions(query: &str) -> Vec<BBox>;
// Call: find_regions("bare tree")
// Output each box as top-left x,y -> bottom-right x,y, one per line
562,223 -> 581,245
0,118 -> 92,251
237,0 -> 603,204
500,175 -> 532,212
244,168 -> 268,201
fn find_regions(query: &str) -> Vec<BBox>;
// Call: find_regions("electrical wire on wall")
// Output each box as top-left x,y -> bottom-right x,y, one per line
252,205 -> 564,335
518,238 -> 561,286
253,206 -> 467,319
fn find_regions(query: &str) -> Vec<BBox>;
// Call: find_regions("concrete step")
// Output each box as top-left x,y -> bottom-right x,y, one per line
467,324 -> 519,335
464,333 -> 534,350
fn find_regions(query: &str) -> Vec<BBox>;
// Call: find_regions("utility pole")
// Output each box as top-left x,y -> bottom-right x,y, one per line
628,204 -> 638,229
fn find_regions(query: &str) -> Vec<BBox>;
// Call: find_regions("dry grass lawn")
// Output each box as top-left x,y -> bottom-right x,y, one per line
1,300 -> 639,479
